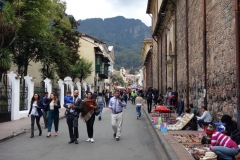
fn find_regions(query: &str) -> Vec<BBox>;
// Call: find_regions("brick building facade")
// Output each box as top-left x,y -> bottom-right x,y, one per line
145,0 -> 240,123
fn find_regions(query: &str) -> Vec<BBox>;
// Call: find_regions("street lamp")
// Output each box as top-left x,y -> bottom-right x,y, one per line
0,0 -> 6,12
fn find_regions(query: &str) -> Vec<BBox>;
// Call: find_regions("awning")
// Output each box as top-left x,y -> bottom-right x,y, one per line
103,56 -> 110,62
98,73 -> 108,79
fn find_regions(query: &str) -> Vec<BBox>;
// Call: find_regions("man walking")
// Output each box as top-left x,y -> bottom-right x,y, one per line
108,90 -> 126,141
42,92 -> 49,129
105,89 -> 110,107
64,90 -> 82,144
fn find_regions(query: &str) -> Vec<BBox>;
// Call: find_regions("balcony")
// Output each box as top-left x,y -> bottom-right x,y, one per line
98,63 -> 109,79
96,65 -> 101,73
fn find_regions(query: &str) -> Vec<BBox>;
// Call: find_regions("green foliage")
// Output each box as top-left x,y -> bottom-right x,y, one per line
112,74 -> 124,87
70,58 -> 93,82
4,0 -> 81,81
0,49 -> 11,82
77,16 -> 151,69
129,68 -> 135,75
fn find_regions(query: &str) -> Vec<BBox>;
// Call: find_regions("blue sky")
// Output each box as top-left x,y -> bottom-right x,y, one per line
64,0 -> 151,26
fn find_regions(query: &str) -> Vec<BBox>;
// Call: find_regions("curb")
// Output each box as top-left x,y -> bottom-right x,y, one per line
0,115 -> 65,143
143,106 -> 179,160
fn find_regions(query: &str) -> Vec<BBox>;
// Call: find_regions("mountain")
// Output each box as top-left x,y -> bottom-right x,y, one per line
77,16 -> 151,70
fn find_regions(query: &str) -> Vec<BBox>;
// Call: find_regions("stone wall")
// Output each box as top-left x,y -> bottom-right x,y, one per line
152,40 -> 159,89
149,0 -> 237,120
176,0 -> 187,103
206,0 -> 236,121
188,0 -> 204,109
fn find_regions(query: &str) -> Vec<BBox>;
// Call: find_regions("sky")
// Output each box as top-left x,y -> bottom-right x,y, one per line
64,0 -> 151,26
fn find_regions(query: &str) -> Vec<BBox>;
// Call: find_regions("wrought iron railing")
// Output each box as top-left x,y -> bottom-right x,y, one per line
0,85 -> 12,123
19,83 -> 28,111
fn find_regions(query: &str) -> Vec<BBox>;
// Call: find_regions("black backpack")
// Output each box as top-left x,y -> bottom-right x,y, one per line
231,129 -> 240,145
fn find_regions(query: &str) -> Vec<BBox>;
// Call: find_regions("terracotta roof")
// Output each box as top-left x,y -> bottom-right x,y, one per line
81,34 -> 105,44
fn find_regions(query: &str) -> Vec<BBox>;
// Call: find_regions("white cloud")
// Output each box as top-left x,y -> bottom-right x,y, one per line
64,0 -> 151,26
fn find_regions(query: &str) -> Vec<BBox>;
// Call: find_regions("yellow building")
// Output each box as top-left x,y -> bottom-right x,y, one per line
79,34 -> 114,92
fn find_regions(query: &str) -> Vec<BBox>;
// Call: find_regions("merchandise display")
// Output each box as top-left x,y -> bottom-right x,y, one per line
167,113 -> 194,130
172,134 -> 201,143
182,144 -> 210,160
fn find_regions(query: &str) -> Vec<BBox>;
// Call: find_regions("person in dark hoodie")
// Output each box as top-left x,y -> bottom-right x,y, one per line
220,115 -> 238,136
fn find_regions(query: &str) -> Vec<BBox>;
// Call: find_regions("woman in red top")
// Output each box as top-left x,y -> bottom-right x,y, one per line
210,131 -> 239,160
82,92 -> 97,143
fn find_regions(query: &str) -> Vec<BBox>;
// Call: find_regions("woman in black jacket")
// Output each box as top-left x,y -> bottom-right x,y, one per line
47,93 -> 61,137
28,93 -> 43,138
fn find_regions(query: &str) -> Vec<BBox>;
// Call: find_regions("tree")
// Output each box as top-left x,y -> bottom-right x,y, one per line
10,0 -> 53,77
0,49 -> 11,83
112,74 -> 124,87
70,58 -> 93,82
129,68 -> 135,75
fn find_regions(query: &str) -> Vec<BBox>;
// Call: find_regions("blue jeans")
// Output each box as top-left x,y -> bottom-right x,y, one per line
136,105 -> 141,117
212,146 -> 239,160
48,110 -> 59,132
197,119 -> 211,128
98,104 -> 103,117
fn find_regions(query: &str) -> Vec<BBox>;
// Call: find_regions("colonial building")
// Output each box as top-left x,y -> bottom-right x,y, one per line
145,0 -> 240,123
141,38 -> 153,88
79,34 -> 114,92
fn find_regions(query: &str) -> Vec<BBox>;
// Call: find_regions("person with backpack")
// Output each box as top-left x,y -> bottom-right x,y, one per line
146,87 -> 153,113
135,94 -> 145,119
96,93 -> 105,121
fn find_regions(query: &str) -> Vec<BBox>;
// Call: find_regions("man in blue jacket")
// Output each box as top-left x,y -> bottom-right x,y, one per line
42,92 -> 49,129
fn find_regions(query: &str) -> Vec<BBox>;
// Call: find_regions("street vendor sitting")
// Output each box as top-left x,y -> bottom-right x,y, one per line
209,131 -> 239,160
197,106 -> 212,130
220,114 -> 237,136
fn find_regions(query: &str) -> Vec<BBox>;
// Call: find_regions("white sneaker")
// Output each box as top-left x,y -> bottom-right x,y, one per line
198,128 -> 204,131
86,138 -> 91,142
90,138 -> 94,143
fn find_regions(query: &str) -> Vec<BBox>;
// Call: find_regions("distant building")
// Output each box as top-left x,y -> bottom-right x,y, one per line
79,34 -> 114,92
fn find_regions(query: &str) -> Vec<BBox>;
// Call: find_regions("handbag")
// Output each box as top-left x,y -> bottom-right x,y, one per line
94,108 -> 100,116
93,100 -> 100,116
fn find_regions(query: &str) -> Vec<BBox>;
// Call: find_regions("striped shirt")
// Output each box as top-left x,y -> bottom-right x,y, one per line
210,132 -> 238,150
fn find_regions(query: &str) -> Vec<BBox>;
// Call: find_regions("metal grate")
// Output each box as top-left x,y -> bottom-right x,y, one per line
0,85 -> 12,123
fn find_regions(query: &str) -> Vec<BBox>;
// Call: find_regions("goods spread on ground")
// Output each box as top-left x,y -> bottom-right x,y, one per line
171,134 -> 201,143
167,113 -> 194,130
182,144 -> 210,160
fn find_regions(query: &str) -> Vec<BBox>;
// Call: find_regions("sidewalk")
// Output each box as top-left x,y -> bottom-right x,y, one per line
143,105 -> 202,160
0,108 -> 65,142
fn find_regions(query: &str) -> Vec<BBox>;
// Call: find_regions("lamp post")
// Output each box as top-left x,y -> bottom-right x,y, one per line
0,0 -> 6,12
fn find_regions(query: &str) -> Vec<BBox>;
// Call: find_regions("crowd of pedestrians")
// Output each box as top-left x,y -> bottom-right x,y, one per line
27,88 -> 135,143
26,85 -> 240,159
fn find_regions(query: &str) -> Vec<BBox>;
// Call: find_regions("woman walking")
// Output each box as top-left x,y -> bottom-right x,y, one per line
28,93 -> 43,138
47,93 -> 61,137
82,92 -> 97,143
96,92 -> 105,121
135,94 -> 145,119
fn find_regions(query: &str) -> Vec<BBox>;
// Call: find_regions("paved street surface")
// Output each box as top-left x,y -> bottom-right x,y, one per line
0,102 -> 168,160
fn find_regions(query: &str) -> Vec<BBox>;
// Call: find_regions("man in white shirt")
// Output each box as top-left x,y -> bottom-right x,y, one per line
197,106 -> 212,130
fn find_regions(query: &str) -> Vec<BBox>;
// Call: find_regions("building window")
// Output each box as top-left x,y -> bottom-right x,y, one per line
96,56 -> 101,65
